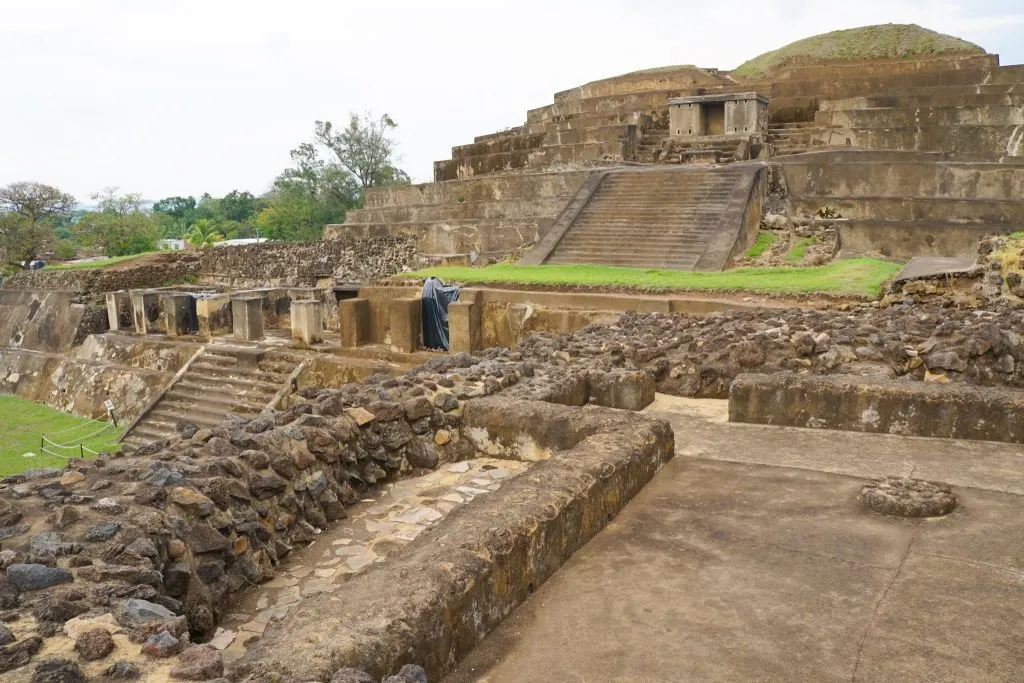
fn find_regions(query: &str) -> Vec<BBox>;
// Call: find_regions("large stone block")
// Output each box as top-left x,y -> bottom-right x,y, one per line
160,293 -> 192,337
290,300 -> 323,346
388,297 -> 421,353
105,291 -> 131,332
728,373 -> 1024,444
130,290 -> 161,334
339,298 -> 370,348
587,370 -> 656,411
231,295 -> 265,342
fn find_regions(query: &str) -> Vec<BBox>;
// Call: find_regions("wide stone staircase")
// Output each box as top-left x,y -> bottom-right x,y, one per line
540,166 -> 758,270
124,347 -> 305,445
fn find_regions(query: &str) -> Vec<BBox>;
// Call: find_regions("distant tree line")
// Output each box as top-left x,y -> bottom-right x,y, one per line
0,112 -> 409,268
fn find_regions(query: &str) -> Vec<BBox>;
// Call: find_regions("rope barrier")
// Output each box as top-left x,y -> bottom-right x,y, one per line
41,422 -> 115,449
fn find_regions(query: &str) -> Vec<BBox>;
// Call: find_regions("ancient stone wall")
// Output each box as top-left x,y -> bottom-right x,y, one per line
198,237 -> 432,288
0,291 -> 88,353
3,254 -> 199,295
729,373 -> 1024,443
0,349 -> 169,421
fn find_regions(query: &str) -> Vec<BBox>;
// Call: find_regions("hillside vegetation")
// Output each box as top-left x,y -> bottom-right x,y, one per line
733,24 -> 985,78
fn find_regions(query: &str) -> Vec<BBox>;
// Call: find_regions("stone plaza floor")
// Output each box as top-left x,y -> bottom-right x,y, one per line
444,396 -> 1024,682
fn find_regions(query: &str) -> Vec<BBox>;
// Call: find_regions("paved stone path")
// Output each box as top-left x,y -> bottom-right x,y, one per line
217,458 -> 529,664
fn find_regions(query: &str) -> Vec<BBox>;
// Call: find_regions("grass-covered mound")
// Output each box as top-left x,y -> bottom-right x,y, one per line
733,24 -> 985,78
401,258 -> 901,298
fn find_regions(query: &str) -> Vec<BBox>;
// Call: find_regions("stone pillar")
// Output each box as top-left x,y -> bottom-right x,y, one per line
130,290 -> 160,334
160,293 -> 192,337
231,295 -> 265,342
195,294 -> 232,338
290,299 -> 324,346
339,298 -> 370,348
448,301 -> 479,353
105,291 -> 130,331
389,297 -> 422,353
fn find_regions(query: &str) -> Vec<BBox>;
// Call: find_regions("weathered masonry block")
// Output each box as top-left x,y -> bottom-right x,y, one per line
729,373 -> 1024,444
160,292 -> 192,337
290,299 -> 324,346
231,294 -> 265,342
448,289 -> 483,353
389,297 -> 422,353
339,298 -> 370,348
130,290 -> 160,334
105,290 -> 131,331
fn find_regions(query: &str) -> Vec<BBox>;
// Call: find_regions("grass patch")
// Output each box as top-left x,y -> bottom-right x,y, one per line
0,395 -> 122,476
402,259 -> 902,297
44,252 -> 157,271
732,24 -> 984,78
786,237 -> 818,263
744,232 -> 777,259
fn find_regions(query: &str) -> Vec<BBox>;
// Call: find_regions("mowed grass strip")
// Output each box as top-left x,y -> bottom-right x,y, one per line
401,258 -> 901,297
44,252 -> 157,271
0,394 -> 123,476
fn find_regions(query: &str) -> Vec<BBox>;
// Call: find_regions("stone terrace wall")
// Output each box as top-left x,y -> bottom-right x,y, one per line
3,254 -> 199,295
198,236 -> 433,287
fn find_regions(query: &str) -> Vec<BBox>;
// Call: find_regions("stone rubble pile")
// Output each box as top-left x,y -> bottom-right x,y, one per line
0,351 -> 550,678
513,302 -> 1024,398
198,237 -> 436,286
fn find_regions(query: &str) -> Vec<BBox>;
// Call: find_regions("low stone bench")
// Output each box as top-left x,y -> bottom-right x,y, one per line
728,373 -> 1024,444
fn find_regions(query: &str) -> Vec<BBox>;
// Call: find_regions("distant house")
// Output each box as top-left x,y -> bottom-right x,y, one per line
159,239 -> 188,251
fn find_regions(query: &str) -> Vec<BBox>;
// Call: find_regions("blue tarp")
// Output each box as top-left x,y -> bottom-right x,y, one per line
421,277 -> 460,350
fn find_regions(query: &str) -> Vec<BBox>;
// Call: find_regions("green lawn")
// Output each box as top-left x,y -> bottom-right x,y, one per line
401,259 -> 902,297
0,395 -> 123,476
44,252 -> 157,271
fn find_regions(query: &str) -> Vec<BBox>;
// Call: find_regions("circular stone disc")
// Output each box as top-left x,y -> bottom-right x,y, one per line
861,477 -> 957,518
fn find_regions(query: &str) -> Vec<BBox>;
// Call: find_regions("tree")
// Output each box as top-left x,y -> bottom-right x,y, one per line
254,143 -> 360,241
186,219 -> 225,249
75,188 -> 160,256
0,181 -> 75,266
152,196 -> 198,237
314,112 -> 410,190
218,190 -> 261,223
0,214 -> 54,266
0,181 -> 75,224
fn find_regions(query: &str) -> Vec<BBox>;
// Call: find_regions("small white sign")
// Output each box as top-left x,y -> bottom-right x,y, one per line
104,400 -> 115,412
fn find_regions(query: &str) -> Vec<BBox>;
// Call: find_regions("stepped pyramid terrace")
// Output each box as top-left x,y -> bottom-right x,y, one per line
1,23 -> 1024,683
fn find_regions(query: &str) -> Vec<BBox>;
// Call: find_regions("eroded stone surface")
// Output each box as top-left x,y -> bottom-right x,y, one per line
861,477 -> 957,517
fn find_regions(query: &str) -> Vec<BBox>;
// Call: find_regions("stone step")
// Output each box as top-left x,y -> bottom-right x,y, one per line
545,167 -> 751,270
145,409 -> 225,430
127,423 -> 176,443
173,380 -> 278,402
188,362 -> 286,384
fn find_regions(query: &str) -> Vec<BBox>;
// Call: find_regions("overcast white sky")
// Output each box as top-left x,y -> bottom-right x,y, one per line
2,1 -> 1022,201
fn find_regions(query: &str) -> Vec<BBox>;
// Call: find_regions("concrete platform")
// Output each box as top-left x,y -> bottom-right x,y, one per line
893,256 -> 978,282
445,396 -> 1024,682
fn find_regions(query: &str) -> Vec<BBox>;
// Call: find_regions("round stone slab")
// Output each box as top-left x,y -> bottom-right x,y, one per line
861,477 -> 957,518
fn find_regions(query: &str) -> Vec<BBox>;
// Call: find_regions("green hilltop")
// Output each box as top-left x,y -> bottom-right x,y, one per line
733,24 -> 986,78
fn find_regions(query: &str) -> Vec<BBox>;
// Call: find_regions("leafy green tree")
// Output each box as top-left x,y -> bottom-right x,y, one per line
218,190 -> 261,223
314,112 -> 411,190
254,143 -> 360,241
152,196 -> 198,237
75,188 -> 160,256
186,219 -> 225,248
0,181 -> 75,266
